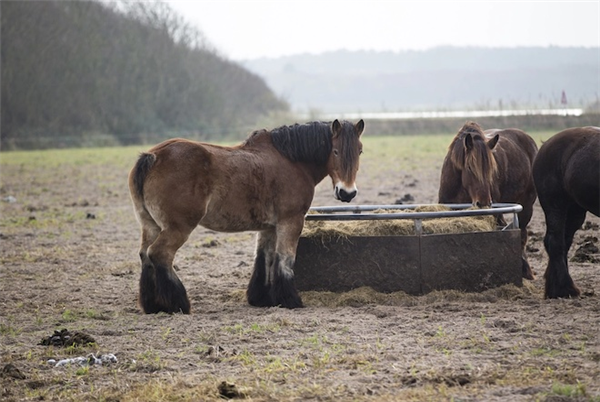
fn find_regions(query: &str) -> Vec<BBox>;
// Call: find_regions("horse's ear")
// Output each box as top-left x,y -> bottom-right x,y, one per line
355,119 -> 364,137
332,119 -> 342,138
464,133 -> 474,151
488,134 -> 499,150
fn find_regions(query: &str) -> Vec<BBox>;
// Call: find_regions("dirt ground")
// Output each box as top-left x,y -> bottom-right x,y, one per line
1,140 -> 599,402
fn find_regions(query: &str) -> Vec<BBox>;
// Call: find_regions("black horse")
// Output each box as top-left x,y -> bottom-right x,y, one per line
533,126 -> 600,298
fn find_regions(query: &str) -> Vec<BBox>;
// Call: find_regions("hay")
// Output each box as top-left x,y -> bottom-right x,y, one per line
299,283 -> 540,308
303,205 -> 497,239
222,284 -> 539,310
300,286 -> 416,307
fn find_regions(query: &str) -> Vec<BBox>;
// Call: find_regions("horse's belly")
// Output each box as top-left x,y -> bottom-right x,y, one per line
199,209 -> 274,233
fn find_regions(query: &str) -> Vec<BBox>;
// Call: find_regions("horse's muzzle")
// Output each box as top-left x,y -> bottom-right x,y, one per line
474,200 -> 492,208
336,187 -> 357,203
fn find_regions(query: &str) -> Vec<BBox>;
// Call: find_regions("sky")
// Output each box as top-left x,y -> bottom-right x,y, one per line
167,1 -> 600,60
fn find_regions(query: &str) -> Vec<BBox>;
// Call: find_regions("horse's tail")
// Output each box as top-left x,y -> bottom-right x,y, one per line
130,152 -> 156,200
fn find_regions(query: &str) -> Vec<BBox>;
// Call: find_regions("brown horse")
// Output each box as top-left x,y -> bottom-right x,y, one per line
438,121 -> 538,279
533,126 -> 600,298
129,119 -> 364,314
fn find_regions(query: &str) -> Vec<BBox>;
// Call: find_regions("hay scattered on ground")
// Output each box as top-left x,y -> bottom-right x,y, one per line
300,282 -> 540,308
303,205 -> 497,239
224,283 -> 540,309
225,285 -> 540,309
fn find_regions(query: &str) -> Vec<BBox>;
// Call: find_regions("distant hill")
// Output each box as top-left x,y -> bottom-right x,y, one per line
242,47 -> 599,114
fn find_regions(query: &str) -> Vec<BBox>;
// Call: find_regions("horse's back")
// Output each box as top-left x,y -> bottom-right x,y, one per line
133,135 -> 318,232
534,127 -> 600,216
485,128 -> 537,163
143,138 -> 216,186
147,138 -> 213,161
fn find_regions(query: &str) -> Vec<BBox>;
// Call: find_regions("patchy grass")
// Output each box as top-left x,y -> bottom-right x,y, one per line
1,134 -> 599,402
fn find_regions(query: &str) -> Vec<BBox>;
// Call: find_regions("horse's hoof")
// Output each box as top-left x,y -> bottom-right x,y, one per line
279,297 -> 304,309
545,287 -> 581,299
522,259 -> 535,280
140,298 -> 190,314
247,293 -> 275,307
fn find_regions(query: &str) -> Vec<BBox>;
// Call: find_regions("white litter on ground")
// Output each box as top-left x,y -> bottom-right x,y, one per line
47,353 -> 117,367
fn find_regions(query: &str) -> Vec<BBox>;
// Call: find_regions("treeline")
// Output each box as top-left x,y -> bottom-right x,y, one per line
1,1 -> 289,150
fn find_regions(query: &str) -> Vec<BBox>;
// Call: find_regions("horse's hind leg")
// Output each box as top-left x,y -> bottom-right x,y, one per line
247,229 -> 276,307
143,224 -> 195,314
136,208 -> 163,313
564,205 -> 587,255
553,204 -> 587,296
543,203 -> 586,298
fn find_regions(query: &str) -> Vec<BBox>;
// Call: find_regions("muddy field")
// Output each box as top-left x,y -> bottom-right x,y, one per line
1,135 -> 599,401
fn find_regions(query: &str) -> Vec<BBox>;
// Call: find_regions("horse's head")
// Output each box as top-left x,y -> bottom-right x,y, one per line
453,123 -> 499,208
328,119 -> 364,202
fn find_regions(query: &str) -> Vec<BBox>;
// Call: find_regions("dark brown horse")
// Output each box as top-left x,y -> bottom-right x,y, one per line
438,121 -> 538,279
129,119 -> 364,314
533,126 -> 600,298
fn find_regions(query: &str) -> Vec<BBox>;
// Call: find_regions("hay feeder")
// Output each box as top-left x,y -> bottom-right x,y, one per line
294,203 -> 523,294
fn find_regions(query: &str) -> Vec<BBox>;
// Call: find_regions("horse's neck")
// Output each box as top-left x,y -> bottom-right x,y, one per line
299,161 -> 330,186
243,134 -> 330,186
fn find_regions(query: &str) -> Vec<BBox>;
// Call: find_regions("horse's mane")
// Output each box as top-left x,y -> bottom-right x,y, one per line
450,121 -> 498,183
253,121 -> 334,164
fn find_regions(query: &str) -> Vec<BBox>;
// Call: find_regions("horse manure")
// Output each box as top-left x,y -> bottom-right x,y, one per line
2,363 -> 26,380
395,193 -> 415,204
218,381 -> 245,399
571,239 -> 599,263
202,239 -> 220,248
401,193 -> 415,202
38,329 -> 96,347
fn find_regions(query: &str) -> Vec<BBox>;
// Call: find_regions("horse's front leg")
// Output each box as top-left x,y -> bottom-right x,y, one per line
247,229 -> 276,307
269,218 -> 304,309
518,205 -> 535,280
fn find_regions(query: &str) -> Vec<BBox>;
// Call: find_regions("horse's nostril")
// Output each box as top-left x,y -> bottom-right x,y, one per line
338,188 -> 357,202
476,201 -> 482,208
